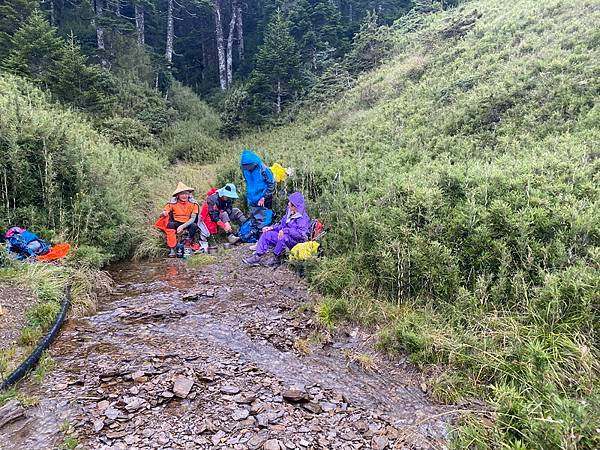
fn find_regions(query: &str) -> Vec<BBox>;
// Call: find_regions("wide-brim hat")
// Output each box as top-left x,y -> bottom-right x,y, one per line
172,182 -> 195,197
218,183 -> 239,199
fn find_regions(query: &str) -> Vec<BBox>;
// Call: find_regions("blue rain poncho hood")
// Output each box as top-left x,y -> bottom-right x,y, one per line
240,150 -> 275,206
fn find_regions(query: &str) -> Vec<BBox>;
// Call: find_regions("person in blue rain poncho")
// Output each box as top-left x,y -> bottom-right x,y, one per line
240,150 -> 276,234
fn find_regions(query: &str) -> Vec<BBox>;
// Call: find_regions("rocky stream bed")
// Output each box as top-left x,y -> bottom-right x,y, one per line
0,246 -> 453,449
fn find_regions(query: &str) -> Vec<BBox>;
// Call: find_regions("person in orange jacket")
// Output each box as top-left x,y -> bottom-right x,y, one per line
161,182 -> 202,257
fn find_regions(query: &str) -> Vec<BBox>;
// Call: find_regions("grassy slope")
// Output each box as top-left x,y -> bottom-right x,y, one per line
218,0 -> 600,448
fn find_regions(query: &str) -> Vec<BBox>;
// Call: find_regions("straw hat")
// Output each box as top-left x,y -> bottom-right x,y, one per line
172,182 -> 195,197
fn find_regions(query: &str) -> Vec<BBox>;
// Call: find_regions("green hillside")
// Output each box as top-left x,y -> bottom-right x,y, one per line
217,0 -> 600,447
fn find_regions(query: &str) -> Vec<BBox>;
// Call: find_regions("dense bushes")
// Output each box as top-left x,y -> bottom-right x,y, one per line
0,74 -> 166,258
216,0 -> 599,447
161,83 -> 223,163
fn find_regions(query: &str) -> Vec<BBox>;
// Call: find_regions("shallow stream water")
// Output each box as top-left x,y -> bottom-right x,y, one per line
0,249 -> 451,449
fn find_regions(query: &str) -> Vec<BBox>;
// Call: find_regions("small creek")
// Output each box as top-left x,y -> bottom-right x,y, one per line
0,248 -> 451,449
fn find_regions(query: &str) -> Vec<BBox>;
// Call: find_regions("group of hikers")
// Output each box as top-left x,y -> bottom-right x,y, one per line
158,150 -> 311,267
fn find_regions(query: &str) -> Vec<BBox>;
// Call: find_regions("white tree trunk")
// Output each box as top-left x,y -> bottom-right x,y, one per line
276,79 -> 282,114
226,3 -> 237,87
214,0 -> 227,90
235,0 -> 244,61
135,4 -> 145,46
49,0 -> 56,26
165,0 -> 174,64
93,0 -> 105,51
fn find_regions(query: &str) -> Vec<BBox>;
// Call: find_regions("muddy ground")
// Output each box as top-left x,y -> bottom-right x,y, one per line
0,285 -> 35,353
0,246 -> 454,449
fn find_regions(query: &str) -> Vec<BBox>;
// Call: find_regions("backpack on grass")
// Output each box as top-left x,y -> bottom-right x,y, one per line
3,227 -> 51,260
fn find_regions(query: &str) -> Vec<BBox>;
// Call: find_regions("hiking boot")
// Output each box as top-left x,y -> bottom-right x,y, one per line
227,234 -> 241,245
262,255 -> 283,267
168,248 -> 177,258
243,254 -> 262,266
184,247 -> 193,257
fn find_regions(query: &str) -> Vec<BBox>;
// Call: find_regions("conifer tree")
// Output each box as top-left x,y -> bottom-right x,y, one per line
4,12 -> 116,115
54,33 -> 117,115
3,10 -> 64,85
0,0 -> 37,61
249,9 -> 303,117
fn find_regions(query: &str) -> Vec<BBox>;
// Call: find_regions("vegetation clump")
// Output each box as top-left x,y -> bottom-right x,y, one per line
217,0 -> 600,447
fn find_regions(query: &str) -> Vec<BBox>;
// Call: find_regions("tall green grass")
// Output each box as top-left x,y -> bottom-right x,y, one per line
216,0 -> 600,447
0,74 -> 218,260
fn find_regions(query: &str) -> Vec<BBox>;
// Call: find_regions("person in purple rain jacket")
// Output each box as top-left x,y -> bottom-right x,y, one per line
243,192 -> 310,267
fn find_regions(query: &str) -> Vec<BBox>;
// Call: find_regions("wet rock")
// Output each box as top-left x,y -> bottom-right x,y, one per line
97,400 -> 110,411
372,435 -> 389,450
212,430 -> 226,445
131,370 -> 146,383
0,400 -> 25,428
220,385 -> 240,395
232,408 -> 250,421
124,396 -> 146,412
124,434 -> 139,445
104,407 -> 121,420
282,389 -> 309,403
173,375 -> 194,398
301,402 -> 322,414
355,421 -> 369,433
320,401 -> 337,412
256,413 -> 269,428
156,431 -> 170,445
233,392 -> 256,404
106,430 -> 128,439
93,419 -> 105,433
247,434 -> 267,450
263,439 -> 283,450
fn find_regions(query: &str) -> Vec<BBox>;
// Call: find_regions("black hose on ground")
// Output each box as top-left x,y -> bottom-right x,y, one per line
0,285 -> 71,391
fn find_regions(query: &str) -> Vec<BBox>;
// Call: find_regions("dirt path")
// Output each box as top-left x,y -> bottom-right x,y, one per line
0,246 -> 451,449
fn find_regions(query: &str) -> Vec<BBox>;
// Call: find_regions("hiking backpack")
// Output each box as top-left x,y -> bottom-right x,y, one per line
3,228 -> 51,260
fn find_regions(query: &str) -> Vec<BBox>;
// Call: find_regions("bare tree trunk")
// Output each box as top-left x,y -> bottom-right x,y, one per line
49,0 -> 56,26
276,79 -> 281,114
135,3 -> 145,46
226,3 -> 237,87
235,0 -> 244,61
165,0 -> 174,64
93,0 -> 105,51
107,0 -> 120,15
214,0 -> 227,90
349,2 -> 353,22
201,31 -> 207,80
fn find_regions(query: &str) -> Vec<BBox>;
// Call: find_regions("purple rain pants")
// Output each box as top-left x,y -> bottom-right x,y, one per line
255,230 -> 301,256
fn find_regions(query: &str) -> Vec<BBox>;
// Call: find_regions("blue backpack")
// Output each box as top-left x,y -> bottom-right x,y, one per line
4,228 -> 51,260
239,209 -> 273,243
